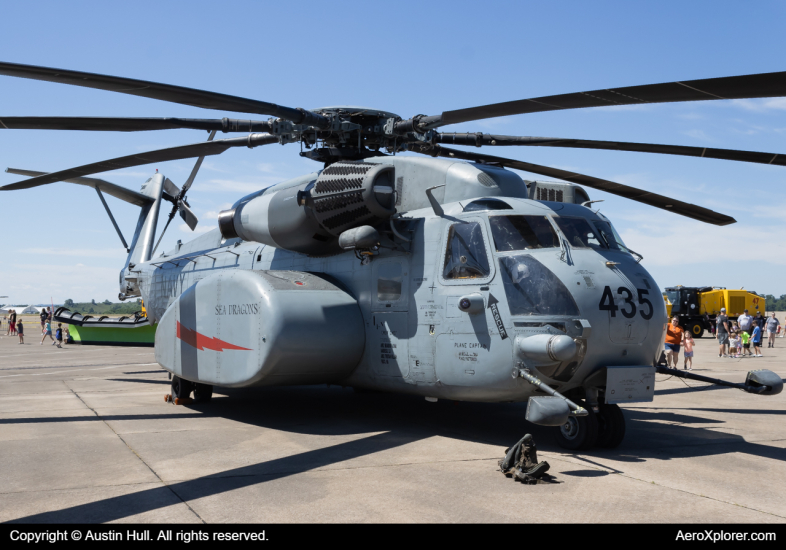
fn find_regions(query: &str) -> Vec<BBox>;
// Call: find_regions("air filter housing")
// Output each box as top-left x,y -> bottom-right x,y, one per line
305,161 -> 396,236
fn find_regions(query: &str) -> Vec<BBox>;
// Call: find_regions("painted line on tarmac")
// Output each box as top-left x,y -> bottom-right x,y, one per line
0,363 -> 160,378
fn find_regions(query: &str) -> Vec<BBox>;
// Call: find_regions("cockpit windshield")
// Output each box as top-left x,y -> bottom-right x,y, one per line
592,219 -> 625,251
488,215 -> 560,251
553,217 -> 606,250
498,255 -> 580,316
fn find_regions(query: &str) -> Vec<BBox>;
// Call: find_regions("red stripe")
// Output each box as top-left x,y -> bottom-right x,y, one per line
176,321 -> 251,351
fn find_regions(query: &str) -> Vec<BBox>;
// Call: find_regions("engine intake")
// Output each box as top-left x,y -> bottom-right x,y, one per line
218,162 -> 395,255
305,161 -> 396,236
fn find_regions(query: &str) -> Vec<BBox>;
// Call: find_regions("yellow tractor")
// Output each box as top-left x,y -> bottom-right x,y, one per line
663,286 -> 765,337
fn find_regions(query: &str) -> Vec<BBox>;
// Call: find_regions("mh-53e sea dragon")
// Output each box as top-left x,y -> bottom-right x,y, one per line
1,61 -> 782,450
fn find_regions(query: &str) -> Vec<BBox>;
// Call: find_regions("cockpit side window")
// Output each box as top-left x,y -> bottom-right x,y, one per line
592,220 -> 623,250
489,215 -> 560,251
553,217 -> 606,250
443,222 -> 490,279
499,255 -> 580,315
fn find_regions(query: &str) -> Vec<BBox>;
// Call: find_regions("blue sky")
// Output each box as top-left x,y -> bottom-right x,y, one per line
2,1 -> 786,304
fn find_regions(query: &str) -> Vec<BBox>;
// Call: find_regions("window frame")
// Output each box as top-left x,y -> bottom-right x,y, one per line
488,213 -> 561,252
438,216 -> 496,287
551,215 -> 608,250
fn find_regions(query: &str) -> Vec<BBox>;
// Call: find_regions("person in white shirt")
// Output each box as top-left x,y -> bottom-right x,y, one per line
738,309 -> 753,333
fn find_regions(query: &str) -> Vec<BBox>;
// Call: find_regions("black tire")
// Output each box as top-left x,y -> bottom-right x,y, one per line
596,403 -> 626,449
171,376 -> 194,400
555,408 -> 598,450
194,383 -> 213,403
689,322 -> 704,339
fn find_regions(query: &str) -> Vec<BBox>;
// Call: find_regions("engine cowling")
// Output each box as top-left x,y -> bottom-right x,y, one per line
155,269 -> 365,387
218,161 -> 395,255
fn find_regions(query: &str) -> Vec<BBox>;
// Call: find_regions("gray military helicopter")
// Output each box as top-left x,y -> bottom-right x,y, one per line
1,61 -> 783,451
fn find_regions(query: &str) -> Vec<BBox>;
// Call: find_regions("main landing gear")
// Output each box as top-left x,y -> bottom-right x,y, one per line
170,375 -> 213,403
554,401 -> 625,450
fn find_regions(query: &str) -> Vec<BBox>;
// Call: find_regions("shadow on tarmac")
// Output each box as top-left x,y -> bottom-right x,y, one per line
9,383 -> 786,523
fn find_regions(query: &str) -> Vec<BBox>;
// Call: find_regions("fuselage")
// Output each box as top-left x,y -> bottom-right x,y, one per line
135,158 -> 667,402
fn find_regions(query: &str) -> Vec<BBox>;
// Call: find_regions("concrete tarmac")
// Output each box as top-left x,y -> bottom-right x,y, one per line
1,331 -> 785,523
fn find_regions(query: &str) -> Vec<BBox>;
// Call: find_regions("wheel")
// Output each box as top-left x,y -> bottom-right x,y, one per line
171,376 -> 194,400
193,383 -> 213,403
596,403 -> 626,449
555,408 -> 598,450
689,322 -> 704,338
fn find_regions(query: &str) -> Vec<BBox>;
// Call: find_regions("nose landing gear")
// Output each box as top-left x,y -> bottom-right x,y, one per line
555,409 -> 598,450
554,401 -> 626,450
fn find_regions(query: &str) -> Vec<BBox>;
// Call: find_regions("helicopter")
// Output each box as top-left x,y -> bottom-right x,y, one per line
0,61 -> 783,451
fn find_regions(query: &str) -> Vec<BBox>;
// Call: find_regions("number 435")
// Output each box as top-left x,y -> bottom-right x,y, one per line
598,286 -> 654,320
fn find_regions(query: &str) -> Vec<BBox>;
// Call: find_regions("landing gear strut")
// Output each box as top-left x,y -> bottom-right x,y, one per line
194,382 -> 213,403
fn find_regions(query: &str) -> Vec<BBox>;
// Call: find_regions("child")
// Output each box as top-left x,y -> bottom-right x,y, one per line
16,318 -> 24,344
683,331 -> 694,370
62,326 -> 70,345
729,331 -> 741,358
740,329 -> 752,356
54,323 -> 63,348
751,321 -> 763,357
40,320 -> 55,345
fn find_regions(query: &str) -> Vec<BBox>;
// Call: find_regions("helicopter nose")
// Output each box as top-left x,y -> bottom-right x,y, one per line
515,334 -> 577,363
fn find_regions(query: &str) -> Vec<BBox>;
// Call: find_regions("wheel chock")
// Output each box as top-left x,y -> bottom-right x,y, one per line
165,393 -> 194,405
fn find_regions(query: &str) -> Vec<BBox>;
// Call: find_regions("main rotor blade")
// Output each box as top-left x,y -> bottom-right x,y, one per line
0,133 -> 278,191
414,70 -> 786,129
414,145 -> 736,226
0,117 -> 271,132
437,133 -> 786,167
5,168 -> 152,206
0,61 -> 328,126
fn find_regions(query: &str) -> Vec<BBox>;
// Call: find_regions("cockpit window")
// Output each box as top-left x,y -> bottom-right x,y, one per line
443,222 -> 490,279
553,217 -> 606,249
592,219 -> 628,252
489,215 -> 559,251
463,198 -> 513,212
499,255 -> 580,315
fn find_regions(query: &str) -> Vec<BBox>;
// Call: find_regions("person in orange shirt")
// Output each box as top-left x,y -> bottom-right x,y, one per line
664,316 -> 685,368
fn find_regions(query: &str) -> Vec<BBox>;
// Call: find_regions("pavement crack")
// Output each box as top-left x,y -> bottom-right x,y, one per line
62,380 -> 206,524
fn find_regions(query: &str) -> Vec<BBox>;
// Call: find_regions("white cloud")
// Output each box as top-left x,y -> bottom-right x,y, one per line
728,98 -> 786,112
682,129 -> 713,141
0,263 -> 123,304
193,177 -> 277,193
179,223 -> 215,234
22,248 -> 127,259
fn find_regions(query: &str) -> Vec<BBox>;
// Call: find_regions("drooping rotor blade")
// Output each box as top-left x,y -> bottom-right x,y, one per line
0,117 -> 271,132
436,133 -> 786,167
179,201 -> 199,231
180,130 -> 216,197
413,145 -> 736,226
5,167 -> 152,206
0,61 -> 329,127
0,133 -> 278,191
402,70 -> 786,130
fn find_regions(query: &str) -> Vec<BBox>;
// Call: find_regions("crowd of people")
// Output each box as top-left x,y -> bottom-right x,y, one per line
2,307 -> 68,346
664,308 -> 781,369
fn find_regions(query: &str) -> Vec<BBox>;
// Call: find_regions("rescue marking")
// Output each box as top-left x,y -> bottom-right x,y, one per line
176,321 -> 252,352
487,293 -> 508,340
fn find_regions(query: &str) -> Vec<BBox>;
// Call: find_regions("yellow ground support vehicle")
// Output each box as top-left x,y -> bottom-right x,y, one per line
663,286 -> 765,337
